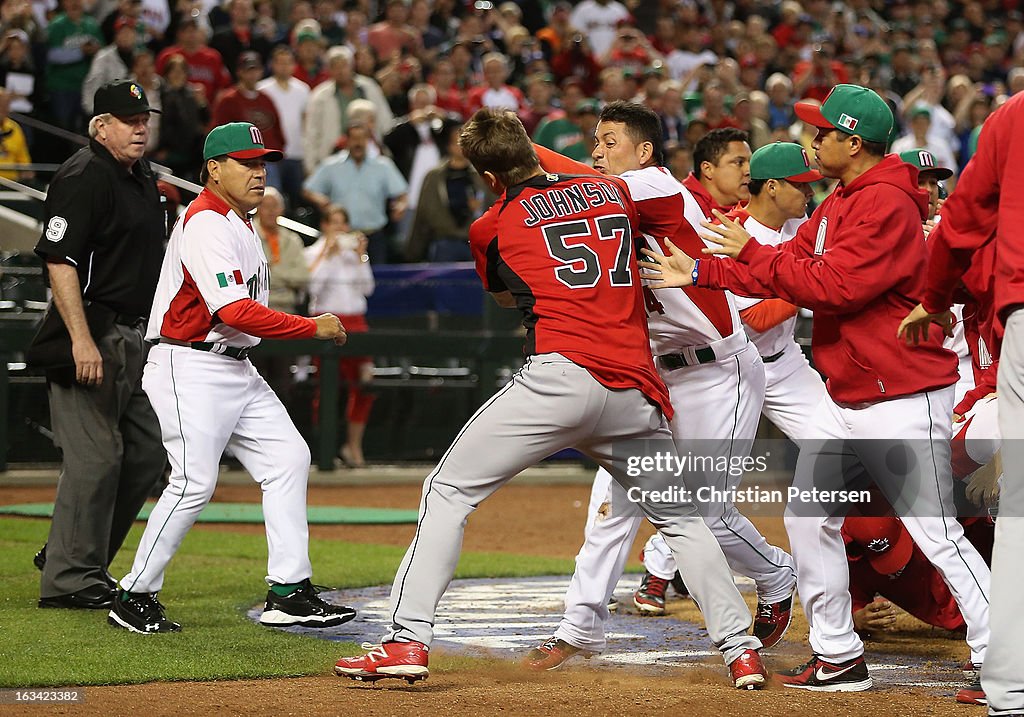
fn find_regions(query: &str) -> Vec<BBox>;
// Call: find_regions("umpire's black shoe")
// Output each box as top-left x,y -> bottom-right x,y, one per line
34,544 -> 118,590
259,579 -> 356,628
107,589 -> 182,634
38,583 -> 115,610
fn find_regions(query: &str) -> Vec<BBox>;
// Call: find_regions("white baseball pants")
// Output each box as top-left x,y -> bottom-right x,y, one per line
641,341 -> 826,583
120,344 -> 313,593
383,353 -> 760,665
785,385 -> 991,665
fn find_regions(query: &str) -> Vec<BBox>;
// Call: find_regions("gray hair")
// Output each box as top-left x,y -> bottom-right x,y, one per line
765,72 -> 793,93
88,113 -> 114,138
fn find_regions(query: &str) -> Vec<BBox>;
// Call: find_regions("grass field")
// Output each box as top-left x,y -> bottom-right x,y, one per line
0,517 -> 576,687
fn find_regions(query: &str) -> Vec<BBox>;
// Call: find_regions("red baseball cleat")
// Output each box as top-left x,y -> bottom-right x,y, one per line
753,592 -> 794,649
730,649 -> 768,690
775,654 -> 872,691
523,636 -> 590,671
334,641 -> 429,684
956,678 -> 986,705
633,572 -> 669,615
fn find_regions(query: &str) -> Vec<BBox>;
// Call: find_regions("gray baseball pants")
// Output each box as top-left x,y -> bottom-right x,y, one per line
985,309 -> 1024,715
383,353 -> 759,665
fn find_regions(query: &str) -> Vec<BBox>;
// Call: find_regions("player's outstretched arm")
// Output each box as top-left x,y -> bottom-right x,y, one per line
639,238 -> 697,288
896,303 -> 955,345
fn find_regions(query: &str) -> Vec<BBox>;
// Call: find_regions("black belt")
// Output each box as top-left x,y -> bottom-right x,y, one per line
155,338 -> 251,361
113,313 -> 147,328
761,349 -> 786,364
659,346 -> 717,370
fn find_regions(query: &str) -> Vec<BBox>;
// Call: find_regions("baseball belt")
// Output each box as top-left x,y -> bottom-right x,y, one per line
154,338 -> 251,361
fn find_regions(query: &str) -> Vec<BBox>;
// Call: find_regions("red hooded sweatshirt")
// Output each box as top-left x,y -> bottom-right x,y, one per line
700,154 -> 959,404
923,92 -> 1024,325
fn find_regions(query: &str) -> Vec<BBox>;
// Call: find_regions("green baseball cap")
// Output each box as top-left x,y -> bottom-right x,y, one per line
203,122 -> 283,162
898,148 -> 953,180
794,84 -> 894,143
750,142 -> 824,182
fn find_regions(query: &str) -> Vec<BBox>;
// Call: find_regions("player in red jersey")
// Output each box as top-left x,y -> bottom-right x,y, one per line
334,108 -> 767,690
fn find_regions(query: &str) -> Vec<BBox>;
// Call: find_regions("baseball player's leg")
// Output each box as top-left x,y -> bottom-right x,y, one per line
640,533 -> 677,579
384,354 -> 610,647
666,349 -> 796,603
41,326 -> 138,598
985,312 -> 1024,714
856,387 -> 990,666
581,393 -> 760,666
554,468 -> 642,652
783,394 -> 865,663
760,343 -> 827,441
109,334 -> 166,564
225,368 -> 314,585
120,348 -> 241,594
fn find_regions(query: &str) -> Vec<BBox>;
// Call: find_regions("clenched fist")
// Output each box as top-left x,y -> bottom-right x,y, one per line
312,313 -> 348,346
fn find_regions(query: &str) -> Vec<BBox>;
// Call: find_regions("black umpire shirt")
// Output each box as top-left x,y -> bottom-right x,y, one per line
34,139 -> 165,317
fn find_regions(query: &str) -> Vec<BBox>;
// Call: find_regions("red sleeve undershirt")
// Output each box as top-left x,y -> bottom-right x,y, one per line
739,299 -> 798,333
217,299 -> 317,339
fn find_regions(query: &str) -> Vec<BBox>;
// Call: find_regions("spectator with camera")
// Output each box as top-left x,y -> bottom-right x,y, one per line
305,205 -> 375,468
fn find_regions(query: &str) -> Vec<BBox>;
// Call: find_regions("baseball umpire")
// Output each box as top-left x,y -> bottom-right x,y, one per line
30,79 -> 167,611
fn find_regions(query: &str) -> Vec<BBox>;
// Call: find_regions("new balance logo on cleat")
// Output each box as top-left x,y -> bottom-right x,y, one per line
335,641 -> 429,684
259,579 -> 356,628
775,655 -> 872,691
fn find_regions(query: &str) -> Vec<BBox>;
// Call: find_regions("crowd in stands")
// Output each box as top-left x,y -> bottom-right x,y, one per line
0,0 -> 1022,262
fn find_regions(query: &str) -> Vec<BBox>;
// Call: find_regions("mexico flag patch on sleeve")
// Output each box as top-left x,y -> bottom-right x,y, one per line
217,269 -> 245,288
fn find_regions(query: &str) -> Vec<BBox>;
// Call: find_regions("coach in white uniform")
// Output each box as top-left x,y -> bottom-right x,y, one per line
109,122 -> 354,634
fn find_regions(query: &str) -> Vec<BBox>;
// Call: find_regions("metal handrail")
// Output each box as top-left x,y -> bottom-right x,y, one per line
8,110 -> 321,240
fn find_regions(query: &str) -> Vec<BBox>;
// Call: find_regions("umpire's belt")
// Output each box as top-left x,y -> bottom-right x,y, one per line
658,330 -> 747,370
155,338 -> 251,361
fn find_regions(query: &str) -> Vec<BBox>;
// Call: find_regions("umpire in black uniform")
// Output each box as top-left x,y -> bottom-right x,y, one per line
30,80 -> 167,609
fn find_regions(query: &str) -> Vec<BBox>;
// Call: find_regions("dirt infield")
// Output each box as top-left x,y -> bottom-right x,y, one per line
1,479 -> 983,716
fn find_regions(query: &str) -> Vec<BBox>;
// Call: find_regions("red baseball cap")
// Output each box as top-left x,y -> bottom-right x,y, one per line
844,515 -> 914,575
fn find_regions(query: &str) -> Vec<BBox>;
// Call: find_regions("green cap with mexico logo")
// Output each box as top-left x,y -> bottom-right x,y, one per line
898,148 -> 953,180
794,84 -> 893,144
750,141 -> 824,182
203,122 -> 283,162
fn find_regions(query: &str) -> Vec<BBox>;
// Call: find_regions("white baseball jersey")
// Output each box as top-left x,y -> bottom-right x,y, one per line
620,166 -> 743,352
731,211 -> 805,358
148,189 -> 270,348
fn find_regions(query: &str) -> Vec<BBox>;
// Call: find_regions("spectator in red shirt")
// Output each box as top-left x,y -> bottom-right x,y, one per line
367,0 -> 421,61
694,82 -> 741,130
550,32 -> 601,96
793,40 -> 849,103
429,56 -> 469,119
156,18 -> 232,106
210,51 -> 286,164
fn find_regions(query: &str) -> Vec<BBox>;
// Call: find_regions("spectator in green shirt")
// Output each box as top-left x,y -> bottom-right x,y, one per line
46,0 -> 103,132
533,98 -> 600,163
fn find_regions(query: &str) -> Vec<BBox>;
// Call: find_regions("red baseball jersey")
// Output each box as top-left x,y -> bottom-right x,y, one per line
469,171 -> 673,419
